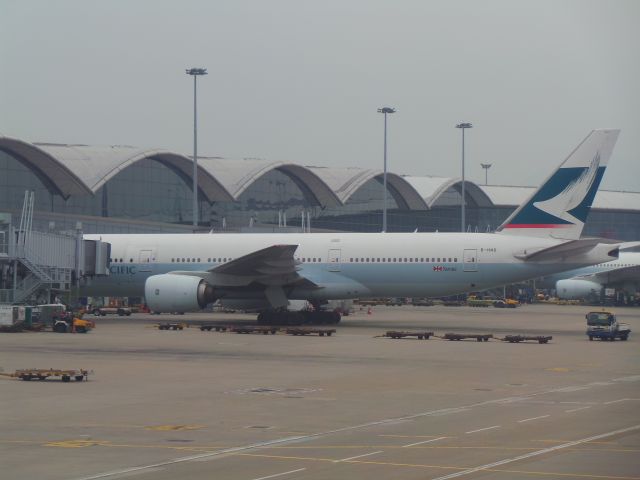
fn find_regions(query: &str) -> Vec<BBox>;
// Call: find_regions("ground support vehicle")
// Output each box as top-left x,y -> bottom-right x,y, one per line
92,307 -> 132,316
585,311 -> 631,341
231,326 -> 279,335
494,299 -> 518,308
285,328 -> 336,336
2,368 -> 89,382
501,335 -> 552,344
442,333 -> 493,342
381,330 -> 434,340
156,323 -> 186,330
53,314 -> 95,333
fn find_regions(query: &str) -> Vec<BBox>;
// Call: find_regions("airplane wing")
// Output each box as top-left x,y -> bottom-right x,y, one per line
574,264 -> 640,285
166,244 -> 316,288
514,238 -> 620,262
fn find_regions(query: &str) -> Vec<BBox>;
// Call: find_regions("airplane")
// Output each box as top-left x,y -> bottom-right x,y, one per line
82,129 -> 621,324
540,243 -> 640,301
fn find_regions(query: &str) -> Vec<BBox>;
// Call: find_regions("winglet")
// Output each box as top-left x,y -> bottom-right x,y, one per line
496,129 -> 620,239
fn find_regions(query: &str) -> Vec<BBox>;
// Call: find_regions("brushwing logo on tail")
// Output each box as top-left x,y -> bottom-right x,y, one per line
532,153 -> 600,226
504,151 -> 605,230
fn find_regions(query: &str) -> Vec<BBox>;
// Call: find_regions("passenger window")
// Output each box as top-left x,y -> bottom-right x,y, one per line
448,258 -> 452,262
437,258 -> 440,262
454,258 -> 458,262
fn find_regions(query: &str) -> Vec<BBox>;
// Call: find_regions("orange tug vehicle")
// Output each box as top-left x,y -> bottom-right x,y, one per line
52,310 -> 95,333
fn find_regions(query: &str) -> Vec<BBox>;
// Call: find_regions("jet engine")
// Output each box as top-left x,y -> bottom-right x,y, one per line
145,274 -> 217,312
556,279 -> 602,300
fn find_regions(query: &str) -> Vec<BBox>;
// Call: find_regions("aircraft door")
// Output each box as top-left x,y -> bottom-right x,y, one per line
463,249 -> 478,272
328,249 -> 341,272
138,249 -> 156,272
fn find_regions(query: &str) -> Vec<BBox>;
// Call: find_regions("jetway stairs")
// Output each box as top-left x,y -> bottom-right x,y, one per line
0,192 -> 107,305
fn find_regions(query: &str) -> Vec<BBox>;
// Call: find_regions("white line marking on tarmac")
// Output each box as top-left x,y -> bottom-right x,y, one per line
72,376 -> 640,480
603,398 -> 630,405
334,451 -> 383,463
251,468 -> 306,480
402,436 -> 447,447
430,424 -> 640,480
465,426 -> 500,434
565,406 -> 591,413
517,415 -> 550,423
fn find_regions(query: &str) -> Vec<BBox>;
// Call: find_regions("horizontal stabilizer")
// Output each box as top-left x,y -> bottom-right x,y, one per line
514,238 -> 620,262
620,241 -> 640,253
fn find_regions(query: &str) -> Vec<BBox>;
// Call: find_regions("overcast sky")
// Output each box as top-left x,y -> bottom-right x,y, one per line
1,0 -> 639,191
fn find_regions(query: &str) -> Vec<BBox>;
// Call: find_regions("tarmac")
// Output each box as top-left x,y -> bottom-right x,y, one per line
0,303 -> 639,480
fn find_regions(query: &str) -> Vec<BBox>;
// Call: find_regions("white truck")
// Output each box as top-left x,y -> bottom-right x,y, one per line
586,311 -> 631,341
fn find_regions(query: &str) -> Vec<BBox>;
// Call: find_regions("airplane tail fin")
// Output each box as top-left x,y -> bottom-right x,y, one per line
496,129 -> 620,240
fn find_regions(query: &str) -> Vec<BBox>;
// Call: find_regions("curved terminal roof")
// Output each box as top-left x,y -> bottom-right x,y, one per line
197,157 -> 341,207
403,176 -> 493,208
0,137 -> 234,202
1,136 -> 636,212
306,167 -> 429,210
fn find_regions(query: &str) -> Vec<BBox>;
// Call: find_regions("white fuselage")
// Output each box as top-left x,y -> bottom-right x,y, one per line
539,251 -> 640,289
82,232 -> 615,301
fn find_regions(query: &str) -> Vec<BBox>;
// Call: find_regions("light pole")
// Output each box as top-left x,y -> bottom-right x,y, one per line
481,163 -> 492,185
377,107 -> 396,232
186,67 -> 208,229
455,122 -> 472,232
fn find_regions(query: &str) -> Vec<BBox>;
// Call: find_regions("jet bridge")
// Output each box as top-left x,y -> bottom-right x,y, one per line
0,192 -> 110,304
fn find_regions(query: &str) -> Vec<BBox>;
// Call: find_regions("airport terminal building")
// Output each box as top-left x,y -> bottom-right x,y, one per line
1,136 -> 639,240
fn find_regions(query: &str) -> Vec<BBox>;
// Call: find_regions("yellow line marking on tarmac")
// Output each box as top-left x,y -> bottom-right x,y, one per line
237,452 -> 466,471
534,439 -> 619,445
379,434 -> 445,438
546,367 -> 570,372
485,468 -> 640,479
45,440 -> 106,448
237,452 -> 640,479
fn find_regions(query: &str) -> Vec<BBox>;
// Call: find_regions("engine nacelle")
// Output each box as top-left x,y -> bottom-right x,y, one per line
556,279 -> 602,300
145,274 -> 217,312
